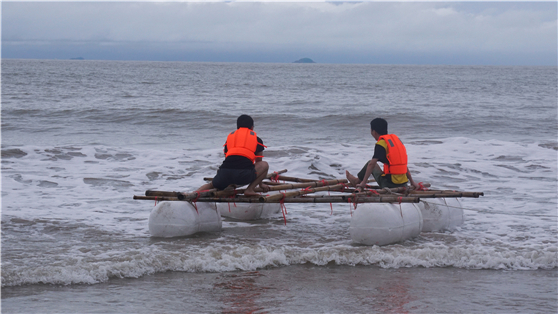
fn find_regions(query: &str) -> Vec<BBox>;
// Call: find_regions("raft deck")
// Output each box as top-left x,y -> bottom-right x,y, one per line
133,169 -> 483,204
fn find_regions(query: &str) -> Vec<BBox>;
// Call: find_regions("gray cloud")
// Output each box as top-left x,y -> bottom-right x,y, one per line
3,2 -> 556,65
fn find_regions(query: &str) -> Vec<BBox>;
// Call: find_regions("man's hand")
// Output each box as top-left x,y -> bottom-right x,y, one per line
259,183 -> 270,192
356,181 -> 367,190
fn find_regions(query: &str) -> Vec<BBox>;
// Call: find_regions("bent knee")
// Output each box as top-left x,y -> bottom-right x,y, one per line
256,160 -> 269,170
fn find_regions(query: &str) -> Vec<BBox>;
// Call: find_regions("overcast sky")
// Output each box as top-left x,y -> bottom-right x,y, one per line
2,1 -> 556,65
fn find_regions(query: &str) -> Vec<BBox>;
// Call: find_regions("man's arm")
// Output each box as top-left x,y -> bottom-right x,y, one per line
406,167 -> 419,189
255,137 -> 265,162
255,151 -> 263,162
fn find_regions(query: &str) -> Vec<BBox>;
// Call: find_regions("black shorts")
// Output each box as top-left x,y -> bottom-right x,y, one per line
212,168 -> 257,190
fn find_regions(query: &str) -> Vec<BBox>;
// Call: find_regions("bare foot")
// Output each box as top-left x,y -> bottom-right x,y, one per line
345,170 -> 361,188
243,189 -> 260,197
224,184 -> 237,191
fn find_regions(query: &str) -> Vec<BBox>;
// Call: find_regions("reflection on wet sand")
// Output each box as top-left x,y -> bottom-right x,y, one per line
214,271 -> 272,314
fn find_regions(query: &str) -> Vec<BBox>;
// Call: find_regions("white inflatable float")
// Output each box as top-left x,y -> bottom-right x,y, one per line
149,201 -> 222,237
215,202 -> 282,220
418,198 -> 464,232
350,203 -> 423,246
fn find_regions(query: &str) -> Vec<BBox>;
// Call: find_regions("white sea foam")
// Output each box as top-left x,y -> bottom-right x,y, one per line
2,136 -> 557,286
2,240 -> 556,287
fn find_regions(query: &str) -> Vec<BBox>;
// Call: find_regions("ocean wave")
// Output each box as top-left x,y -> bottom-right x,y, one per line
2,244 -> 556,287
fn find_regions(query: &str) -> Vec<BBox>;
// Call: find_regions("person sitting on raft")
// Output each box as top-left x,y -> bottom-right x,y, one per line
346,118 -> 420,191
197,114 -> 270,196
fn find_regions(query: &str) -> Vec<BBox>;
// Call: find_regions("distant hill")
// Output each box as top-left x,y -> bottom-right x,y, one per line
70,57 -> 84,60
293,58 -> 315,63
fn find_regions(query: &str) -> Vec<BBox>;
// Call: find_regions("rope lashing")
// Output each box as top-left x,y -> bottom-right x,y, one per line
279,192 -> 288,225
270,171 -> 280,183
190,191 -> 201,214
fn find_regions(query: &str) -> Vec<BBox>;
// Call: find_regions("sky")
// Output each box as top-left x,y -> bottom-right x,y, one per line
2,1 -> 557,66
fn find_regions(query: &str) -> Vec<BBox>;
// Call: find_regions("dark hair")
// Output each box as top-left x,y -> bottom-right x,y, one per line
370,118 -> 388,135
237,114 -> 254,129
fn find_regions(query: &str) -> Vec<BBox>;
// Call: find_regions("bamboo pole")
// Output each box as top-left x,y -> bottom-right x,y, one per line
137,189 -> 482,202
344,188 -> 482,198
177,189 -> 217,200
259,183 -> 346,202
286,196 -> 421,203
409,192 -> 483,198
145,190 -> 181,197
204,169 -> 288,181
276,175 -> 376,183
399,190 -> 482,197
260,181 -> 286,186
341,183 -> 432,194
213,178 -> 349,197
144,189 -> 216,199
274,175 -> 318,183
187,196 -> 264,203
134,195 -> 179,201
181,195 -> 420,203
267,169 -> 289,178
360,182 -> 431,190
289,193 -> 421,203
135,191 -> 480,202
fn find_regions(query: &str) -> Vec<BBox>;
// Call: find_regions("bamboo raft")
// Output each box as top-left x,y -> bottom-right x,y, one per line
137,169 -> 484,244
134,169 -> 484,205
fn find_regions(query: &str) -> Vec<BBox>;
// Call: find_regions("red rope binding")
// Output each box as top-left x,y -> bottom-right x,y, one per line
227,197 -> 237,212
228,190 -> 238,212
154,196 -> 158,206
348,196 -> 357,216
191,191 -> 201,214
327,189 -> 332,215
270,171 -> 280,183
417,182 -> 427,191
279,192 -> 287,225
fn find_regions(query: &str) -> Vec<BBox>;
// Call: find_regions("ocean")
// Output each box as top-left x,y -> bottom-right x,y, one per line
1,59 -> 557,313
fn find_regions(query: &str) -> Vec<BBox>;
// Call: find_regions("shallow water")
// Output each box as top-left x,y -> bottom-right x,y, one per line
2,59 -> 557,312
3,266 -> 557,313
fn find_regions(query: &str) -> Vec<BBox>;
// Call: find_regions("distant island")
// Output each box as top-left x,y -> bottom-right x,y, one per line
293,58 -> 316,63
70,57 -> 84,60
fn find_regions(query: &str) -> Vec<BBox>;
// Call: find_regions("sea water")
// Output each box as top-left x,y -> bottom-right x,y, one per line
2,59 -> 557,313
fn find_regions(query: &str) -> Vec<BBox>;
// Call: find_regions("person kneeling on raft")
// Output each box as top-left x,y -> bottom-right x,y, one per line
197,114 -> 270,196
346,117 -> 419,191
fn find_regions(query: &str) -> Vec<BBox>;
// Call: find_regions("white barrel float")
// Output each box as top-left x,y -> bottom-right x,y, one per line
350,203 -> 423,246
419,198 -> 464,232
149,201 -> 222,237
215,202 -> 282,220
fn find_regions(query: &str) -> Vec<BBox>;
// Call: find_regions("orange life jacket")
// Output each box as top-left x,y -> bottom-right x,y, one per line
378,134 -> 408,175
225,128 -> 258,163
